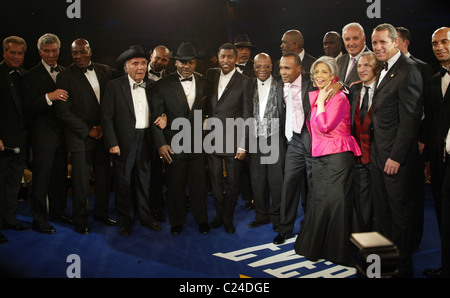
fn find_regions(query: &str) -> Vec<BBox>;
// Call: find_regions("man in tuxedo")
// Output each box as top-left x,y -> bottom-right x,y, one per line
273,30 -> 317,79
54,38 -> 116,234
396,26 -> 434,254
152,42 -> 209,235
205,43 -> 253,233
101,45 -> 162,237
0,36 -> 30,243
147,45 -> 171,223
248,53 -> 285,231
348,52 -> 382,232
370,23 -> 423,277
234,34 -> 256,78
23,33 -> 71,234
273,52 -> 314,245
323,31 -> 343,59
422,26 -> 450,278
337,22 -> 370,87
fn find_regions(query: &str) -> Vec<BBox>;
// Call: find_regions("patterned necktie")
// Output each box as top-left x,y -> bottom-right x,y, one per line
133,82 -> 146,89
285,84 -> 293,142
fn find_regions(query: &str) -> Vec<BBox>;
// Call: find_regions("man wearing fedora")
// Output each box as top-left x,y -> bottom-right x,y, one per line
54,38 -> 115,234
234,34 -> 256,78
101,45 -> 162,236
151,42 -> 209,235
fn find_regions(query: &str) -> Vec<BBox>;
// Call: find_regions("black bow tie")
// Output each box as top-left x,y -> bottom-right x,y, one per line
236,64 -> 245,70
50,65 -> 61,73
149,69 -> 162,78
180,76 -> 193,82
133,82 -> 146,89
440,67 -> 450,77
382,62 -> 389,71
82,64 -> 94,73
8,69 -> 22,76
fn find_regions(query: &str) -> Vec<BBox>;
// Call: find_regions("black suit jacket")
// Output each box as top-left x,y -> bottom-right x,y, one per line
337,46 -> 371,85
23,62 -> 65,149
54,63 -> 113,152
101,75 -> 152,161
205,68 -> 253,156
238,60 -> 256,78
0,61 -> 27,148
371,52 -> 423,168
151,72 -> 208,159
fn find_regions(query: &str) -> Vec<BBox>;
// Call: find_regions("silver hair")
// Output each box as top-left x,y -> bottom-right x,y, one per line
342,22 -> 365,37
37,33 -> 61,51
310,56 -> 338,81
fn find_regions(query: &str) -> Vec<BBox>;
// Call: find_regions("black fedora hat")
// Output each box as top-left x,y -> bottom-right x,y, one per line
233,34 -> 255,49
116,45 -> 147,70
171,42 -> 199,61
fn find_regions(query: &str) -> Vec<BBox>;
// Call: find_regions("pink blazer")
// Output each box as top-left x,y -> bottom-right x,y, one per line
307,90 -> 361,157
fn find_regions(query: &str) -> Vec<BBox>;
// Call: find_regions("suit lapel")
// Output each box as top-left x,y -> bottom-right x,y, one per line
37,62 -> 57,89
374,54 -> 404,103
121,76 -> 136,119
170,75 -> 190,113
218,71 -> 238,102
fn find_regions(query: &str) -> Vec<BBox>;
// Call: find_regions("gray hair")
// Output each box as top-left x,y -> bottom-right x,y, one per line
310,56 -> 338,81
373,23 -> 398,42
342,22 -> 365,37
37,33 -> 61,51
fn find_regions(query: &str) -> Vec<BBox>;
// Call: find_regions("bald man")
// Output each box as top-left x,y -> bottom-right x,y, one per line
273,29 -> 317,79
323,31 -> 343,59
148,45 -> 171,81
54,38 -> 115,234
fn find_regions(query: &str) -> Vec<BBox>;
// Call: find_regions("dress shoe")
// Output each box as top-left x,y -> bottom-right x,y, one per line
142,221 -> 162,231
0,232 -> 7,244
248,220 -> 270,228
273,233 -> 290,245
224,223 -> 236,234
245,200 -> 255,210
423,267 -> 442,277
32,222 -> 56,234
119,226 -> 131,237
75,225 -> 89,235
6,223 -> 31,231
199,223 -> 210,234
171,225 -> 183,235
209,218 -> 223,229
94,217 -> 117,226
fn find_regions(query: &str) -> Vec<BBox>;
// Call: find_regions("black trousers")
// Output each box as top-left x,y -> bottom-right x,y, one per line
208,154 -> 243,225
165,155 -> 208,226
441,153 -> 450,277
113,129 -> 153,228
352,163 -> 373,232
31,145 -> 68,224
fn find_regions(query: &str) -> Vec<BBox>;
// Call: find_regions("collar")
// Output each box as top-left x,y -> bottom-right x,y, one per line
285,73 -> 302,88
257,75 -> 272,86
384,50 -> 401,71
220,68 -> 236,78
128,75 -> 144,89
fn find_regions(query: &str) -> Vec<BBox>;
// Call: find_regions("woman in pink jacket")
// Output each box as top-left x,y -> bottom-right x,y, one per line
294,56 -> 361,266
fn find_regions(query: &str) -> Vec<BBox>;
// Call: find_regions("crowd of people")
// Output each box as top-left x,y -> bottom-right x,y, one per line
0,21 -> 449,278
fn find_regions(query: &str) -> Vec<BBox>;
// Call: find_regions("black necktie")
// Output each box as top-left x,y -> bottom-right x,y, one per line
236,64 -> 245,70
50,65 -> 61,73
440,67 -> 450,77
180,76 -> 193,82
360,85 -> 370,123
83,64 -> 94,73
382,62 -> 388,71
133,82 -> 146,89
149,69 -> 161,78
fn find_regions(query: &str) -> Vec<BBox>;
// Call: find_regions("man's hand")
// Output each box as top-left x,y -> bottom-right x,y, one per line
158,144 -> 174,164
154,114 -> 167,129
234,148 -> 246,160
384,158 -> 400,176
0,139 -> 4,151
325,82 -> 342,100
109,146 -> 120,156
47,89 -> 68,101
89,125 -> 102,139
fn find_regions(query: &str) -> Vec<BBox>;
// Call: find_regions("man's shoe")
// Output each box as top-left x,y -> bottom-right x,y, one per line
248,220 -> 270,228
199,223 -> 210,234
424,268 -> 442,277
142,221 -> 162,231
273,233 -> 290,245
32,222 -> 56,234
94,217 -> 117,226
171,225 -> 183,235
75,225 -> 89,235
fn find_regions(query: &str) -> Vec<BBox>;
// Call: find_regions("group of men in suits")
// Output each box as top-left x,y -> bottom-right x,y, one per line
1,23 -> 449,278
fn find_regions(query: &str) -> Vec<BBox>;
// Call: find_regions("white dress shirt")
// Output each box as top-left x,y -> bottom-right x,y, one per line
257,75 -> 272,122
377,50 -> 401,87
218,68 -> 236,99
84,64 -> 101,103
128,76 -> 149,129
178,72 -> 196,110
42,60 -> 60,106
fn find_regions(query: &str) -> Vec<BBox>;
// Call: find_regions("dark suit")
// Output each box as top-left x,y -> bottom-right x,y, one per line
54,63 -> 113,226
23,62 -> 68,225
371,52 -> 423,277
337,46 -> 370,86
236,60 -> 255,78
273,51 -> 317,79
151,72 -> 209,226
205,68 -> 253,227
278,72 -> 314,237
0,61 -> 28,228
101,75 -> 155,228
